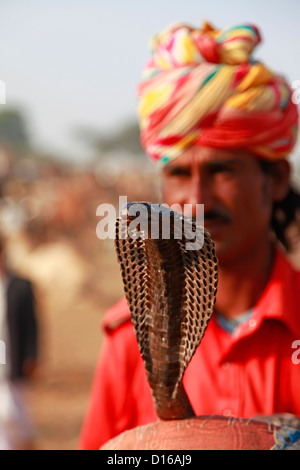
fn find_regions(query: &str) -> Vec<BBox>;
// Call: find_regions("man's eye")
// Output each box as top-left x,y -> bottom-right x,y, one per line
212,164 -> 235,175
167,167 -> 191,177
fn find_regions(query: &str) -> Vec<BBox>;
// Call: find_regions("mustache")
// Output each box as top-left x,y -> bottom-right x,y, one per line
186,208 -> 231,224
204,209 -> 232,223
175,205 -> 232,224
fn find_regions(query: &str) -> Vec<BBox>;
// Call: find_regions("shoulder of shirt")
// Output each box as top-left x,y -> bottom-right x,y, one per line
267,250 -> 300,336
102,297 -> 132,334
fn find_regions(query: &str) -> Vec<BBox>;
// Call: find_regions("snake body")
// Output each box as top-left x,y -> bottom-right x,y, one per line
115,202 -> 218,420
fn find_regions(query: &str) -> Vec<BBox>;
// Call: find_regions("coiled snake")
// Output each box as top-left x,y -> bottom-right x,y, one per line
115,202 -> 218,420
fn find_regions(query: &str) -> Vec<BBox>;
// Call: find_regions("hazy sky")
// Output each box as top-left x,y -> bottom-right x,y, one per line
1,0 -> 300,163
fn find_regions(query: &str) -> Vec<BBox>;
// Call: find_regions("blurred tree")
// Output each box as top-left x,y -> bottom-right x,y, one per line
0,108 -> 30,154
75,120 -> 143,157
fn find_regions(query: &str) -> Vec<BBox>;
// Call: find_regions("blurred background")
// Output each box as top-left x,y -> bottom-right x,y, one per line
0,0 -> 299,450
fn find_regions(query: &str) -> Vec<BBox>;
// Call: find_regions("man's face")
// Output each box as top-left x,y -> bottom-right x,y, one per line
161,146 -> 275,264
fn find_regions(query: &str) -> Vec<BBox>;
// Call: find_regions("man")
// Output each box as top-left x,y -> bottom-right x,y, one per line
0,235 -> 38,449
80,21 -> 300,450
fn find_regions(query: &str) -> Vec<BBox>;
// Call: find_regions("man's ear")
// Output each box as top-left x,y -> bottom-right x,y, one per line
269,160 -> 291,203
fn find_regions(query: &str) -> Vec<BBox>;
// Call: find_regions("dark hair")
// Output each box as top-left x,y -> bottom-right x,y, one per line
259,160 -> 300,252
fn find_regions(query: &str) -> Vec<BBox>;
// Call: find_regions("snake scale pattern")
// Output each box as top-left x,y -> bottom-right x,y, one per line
115,202 -> 218,420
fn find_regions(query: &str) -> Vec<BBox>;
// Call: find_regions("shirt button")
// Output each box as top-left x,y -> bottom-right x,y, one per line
249,319 -> 257,329
223,409 -> 232,417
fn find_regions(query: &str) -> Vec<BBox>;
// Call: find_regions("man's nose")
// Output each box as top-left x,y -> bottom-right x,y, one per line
184,175 -> 214,219
186,175 -> 213,206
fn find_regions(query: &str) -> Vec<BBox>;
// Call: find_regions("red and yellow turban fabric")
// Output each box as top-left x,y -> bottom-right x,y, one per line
137,21 -> 299,165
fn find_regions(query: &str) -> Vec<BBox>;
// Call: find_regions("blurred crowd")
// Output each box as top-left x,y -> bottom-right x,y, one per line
0,148 -> 159,249
0,146 -> 159,449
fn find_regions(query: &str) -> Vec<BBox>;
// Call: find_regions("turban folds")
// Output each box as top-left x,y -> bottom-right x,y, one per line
137,22 -> 299,165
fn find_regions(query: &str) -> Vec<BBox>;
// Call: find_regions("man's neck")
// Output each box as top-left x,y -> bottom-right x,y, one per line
214,242 -> 274,320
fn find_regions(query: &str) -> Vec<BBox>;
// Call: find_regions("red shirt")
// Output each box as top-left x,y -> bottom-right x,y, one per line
79,251 -> 300,450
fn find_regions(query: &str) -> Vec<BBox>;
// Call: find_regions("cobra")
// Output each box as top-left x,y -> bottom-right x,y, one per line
115,202 -> 218,420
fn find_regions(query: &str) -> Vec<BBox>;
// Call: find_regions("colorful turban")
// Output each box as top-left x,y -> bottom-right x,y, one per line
137,21 -> 299,165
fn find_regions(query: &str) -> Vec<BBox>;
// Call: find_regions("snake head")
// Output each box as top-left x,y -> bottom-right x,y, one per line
120,201 -> 204,249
